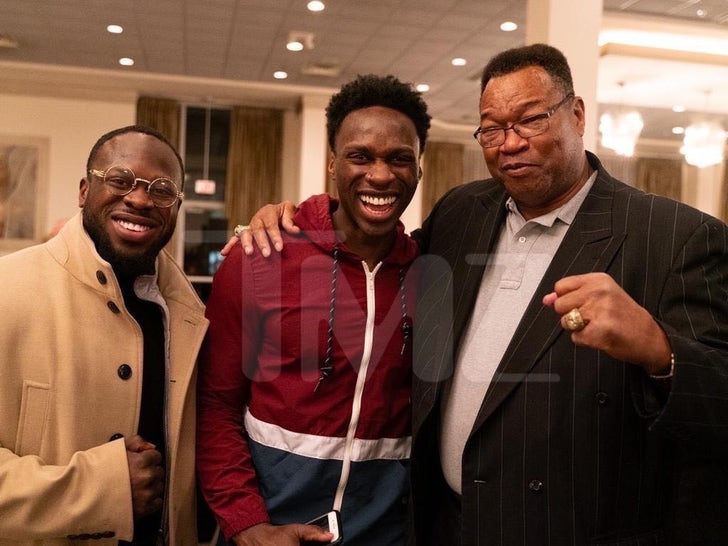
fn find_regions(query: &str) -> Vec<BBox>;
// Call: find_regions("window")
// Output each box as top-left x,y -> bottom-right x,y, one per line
177,106 -> 231,292
184,107 -> 229,202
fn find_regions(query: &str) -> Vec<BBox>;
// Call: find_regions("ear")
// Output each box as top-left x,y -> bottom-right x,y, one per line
572,96 -> 587,137
418,166 -> 423,180
78,178 -> 89,208
327,153 -> 336,177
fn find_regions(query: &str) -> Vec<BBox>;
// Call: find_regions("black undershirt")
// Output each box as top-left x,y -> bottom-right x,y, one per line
118,276 -> 166,546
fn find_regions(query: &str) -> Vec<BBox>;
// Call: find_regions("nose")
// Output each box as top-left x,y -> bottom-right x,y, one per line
366,161 -> 395,185
500,127 -> 529,152
123,181 -> 155,209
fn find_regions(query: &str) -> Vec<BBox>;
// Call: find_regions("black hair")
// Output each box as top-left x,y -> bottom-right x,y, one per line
480,43 -> 574,96
85,125 -> 185,186
326,74 -> 431,153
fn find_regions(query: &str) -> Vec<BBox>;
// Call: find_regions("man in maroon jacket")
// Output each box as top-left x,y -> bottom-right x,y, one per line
197,74 -> 431,546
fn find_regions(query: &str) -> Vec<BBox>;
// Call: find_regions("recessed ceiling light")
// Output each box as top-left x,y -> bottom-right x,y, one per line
307,1 -> 325,12
500,21 -> 518,32
416,83 -> 430,93
119,57 -> 134,66
696,8 -> 707,17
273,71 -> 288,79
107,24 -> 123,34
672,105 -> 686,113
287,31 -> 315,51
451,57 -> 467,66
672,126 -> 685,135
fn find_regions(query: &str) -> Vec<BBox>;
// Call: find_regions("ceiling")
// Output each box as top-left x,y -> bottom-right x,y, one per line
1,0 -> 727,147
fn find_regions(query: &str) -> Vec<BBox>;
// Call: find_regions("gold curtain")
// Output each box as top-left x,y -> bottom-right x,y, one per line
634,157 -> 682,201
135,96 -> 181,147
225,106 -> 283,223
421,141 -> 464,218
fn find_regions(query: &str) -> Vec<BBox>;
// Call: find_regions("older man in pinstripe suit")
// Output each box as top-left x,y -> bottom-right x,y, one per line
408,44 -> 728,545
231,43 -> 728,546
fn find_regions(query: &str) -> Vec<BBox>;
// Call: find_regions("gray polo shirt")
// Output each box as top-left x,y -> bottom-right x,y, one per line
440,172 -> 597,493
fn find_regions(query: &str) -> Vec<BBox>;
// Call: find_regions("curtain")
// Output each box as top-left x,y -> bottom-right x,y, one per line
421,141 -> 464,218
598,154 -> 638,187
135,96 -> 181,147
634,157 -> 682,201
462,146 -> 489,183
225,106 -> 283,223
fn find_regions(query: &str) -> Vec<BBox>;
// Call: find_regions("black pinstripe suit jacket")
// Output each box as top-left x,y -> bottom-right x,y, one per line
410,152 -> 728,546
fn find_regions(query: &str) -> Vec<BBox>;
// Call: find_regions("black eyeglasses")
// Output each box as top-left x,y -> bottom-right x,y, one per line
88,166 -> 184,208
473,93 -> 575,148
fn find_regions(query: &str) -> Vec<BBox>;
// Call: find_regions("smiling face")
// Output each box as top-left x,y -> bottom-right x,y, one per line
479,66 -> 589,219
329,106 -> 420,264
79,131 -> 182,277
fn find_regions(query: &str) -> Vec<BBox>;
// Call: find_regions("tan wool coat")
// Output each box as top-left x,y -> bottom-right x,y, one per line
0,213 -> 208,545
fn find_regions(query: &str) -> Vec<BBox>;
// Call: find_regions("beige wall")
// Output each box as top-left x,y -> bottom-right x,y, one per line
0,93 -> 135,237
1,89 -> 722,255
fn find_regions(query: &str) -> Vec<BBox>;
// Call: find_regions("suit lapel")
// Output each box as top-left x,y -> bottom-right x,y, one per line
412,182 -> 507,433
451,187 -> 509,347
472,167 -> 627,431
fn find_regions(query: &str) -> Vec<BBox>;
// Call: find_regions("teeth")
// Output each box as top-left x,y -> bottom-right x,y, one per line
360,194 -> 396,206
117,220 -> 150,232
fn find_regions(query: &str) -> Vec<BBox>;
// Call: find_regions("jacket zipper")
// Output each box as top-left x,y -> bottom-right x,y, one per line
332,261 -> 381,511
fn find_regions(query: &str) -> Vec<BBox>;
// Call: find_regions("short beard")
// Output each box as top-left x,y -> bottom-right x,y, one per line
94,236 -> 157,278
82,210 -> 162,279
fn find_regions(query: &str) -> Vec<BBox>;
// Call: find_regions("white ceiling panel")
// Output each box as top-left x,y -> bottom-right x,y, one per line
0,0 -> 726,143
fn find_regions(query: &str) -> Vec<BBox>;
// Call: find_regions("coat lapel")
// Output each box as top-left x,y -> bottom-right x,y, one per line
412,182 -> 507,434
451,187 -> 509,347
472,163 -> 627,432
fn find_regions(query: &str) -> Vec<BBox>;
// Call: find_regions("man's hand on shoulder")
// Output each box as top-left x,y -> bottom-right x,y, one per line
231,522 -> 333,546
221,201 -> 300,258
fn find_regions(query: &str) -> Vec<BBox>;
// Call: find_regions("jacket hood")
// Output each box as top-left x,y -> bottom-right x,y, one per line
292,193 -> 420,266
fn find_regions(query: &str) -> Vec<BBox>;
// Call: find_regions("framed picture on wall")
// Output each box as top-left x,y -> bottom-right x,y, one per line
0,135 -> 49,254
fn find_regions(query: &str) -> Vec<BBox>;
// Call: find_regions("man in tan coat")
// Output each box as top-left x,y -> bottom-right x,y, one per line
0,126 -> 208,545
